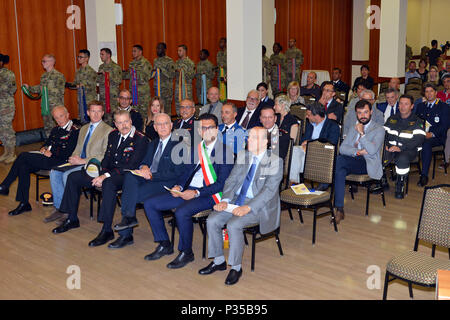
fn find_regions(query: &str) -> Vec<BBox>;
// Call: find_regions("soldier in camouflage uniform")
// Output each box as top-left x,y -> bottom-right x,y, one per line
0,54 -> 17,164
24,54 -> 65,138
195,49 -> 215,105
67,49 -> 97,124
97,48 -> 123,125
216,37 -> 227,93
262,45 -> 271,84
269,43 -> 287,97
174,45 -> 195,115
123,45 -> 152,120
285,38 -> 304,85
152,43 -> 175,116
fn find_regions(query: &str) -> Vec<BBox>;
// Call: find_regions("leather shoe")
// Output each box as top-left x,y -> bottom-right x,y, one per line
8,202 -> 32,216
113,217 -> 139,231
52,219 -> 80,234
417,175 -> 428,187
0,185 -> 9,196
88,231 -> 114,247
107,236 -> 134,249
199,261 -> 227,275
144,244 -> 174,261
330,208 -> 345,225
225,269 -> 242,285
43,210 -> 64,223
166,251 -> 194,269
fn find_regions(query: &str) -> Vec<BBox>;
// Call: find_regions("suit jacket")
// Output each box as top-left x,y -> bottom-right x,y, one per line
101,126 -> 149,177
236,105 -> 263,130
199,102 -> 223,124
260,96 -> 275,107
177,140 -> 234,199
376,101 -> 399,116
173,116 -> 195,130
72,121 -> 113,163
333,79 -> 350,94
42,120 -> 80,165
343,106 -> 384,138
339,120 -> 385,179
222,150 -> 283,234
415,100 -> 449,143
218,122 -> 247,154
325,99 -> 344,124
301,117 -> 340,146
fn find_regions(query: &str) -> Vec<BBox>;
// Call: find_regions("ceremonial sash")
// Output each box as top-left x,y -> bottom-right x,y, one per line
178,69 -> 187,102
22,85 -> 50,116
153,68 -> 161,97
277,64 -> 281,91
201,74 -> 207,106
291,58 -> 296,81
77,86 -> 88,122
219,67 -> 226,102
130,68 -> 138,106
198,142 -> 222,204
104,72 -> 111,113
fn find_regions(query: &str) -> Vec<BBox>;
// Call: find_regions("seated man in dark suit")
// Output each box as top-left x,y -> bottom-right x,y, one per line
257,82 -> 274,107
108,113 -> 185,248
114,89 -> 144,132
416,83 -> 450,186
331,67 -> 350,104
172,99 -> 196,144
259,106 -> 290,160
289,102 -> 340,184
318,81 -> 344,124
0,106 -> 79,216
52,110 -> 148,235
143,114 -> 234,269
377,88 -> 399,123
198,127 -> 283,285
236,89 -> 263,130
300,72 -> 321,99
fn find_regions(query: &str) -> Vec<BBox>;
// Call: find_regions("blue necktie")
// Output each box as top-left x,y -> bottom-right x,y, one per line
235,156 -> 258,206
151,141 -> 163,173
81,124 -> 94,159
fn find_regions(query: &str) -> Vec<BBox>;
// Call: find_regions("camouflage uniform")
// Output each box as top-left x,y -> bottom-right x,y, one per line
153,55 -> 176,115
262,55 -> 271,83
29,69 -> 65,137
71,65 -> 97,121
269,53 -> 287,97
0,67 -> 17,149
216,49 -> 227,77
195,59 -> 215,105
174,57 -> 195,115
97,61 -> 122,125
285,47 -> 304,85
123,56 -> 152,120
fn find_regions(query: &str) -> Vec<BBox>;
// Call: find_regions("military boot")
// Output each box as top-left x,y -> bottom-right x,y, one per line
3,147 -> 17,164
395,175 -> 406,199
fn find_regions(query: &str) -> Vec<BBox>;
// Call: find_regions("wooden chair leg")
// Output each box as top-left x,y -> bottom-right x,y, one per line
330,204 -> 338,232
89,190 -> 94,220
382,272 -> 390,300
408,282 -> 414,299
275,231 -> 283,256
35,175 -> 39,202
312,207 -> 317,245
298,208 -> 304,224
251,232 -> 256,272
365,185 -> 370,216
244,232 -> 248,246
381,190 -> 386,207
97,193 -> 102,221
350,185 -> 355,200
432,244 -> 436,258
287,207 -> 293,221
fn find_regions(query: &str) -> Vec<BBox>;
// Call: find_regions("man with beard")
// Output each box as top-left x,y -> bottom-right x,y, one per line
332,99 -> 385,224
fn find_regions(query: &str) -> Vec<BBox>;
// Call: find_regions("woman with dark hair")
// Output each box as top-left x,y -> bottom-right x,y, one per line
417,58 -> 428,82
143,96 -> 164,141
352,64 -> 374,91
0,53 -> 18,164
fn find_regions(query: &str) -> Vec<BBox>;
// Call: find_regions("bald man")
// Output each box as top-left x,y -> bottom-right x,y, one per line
198,87 -> 223,124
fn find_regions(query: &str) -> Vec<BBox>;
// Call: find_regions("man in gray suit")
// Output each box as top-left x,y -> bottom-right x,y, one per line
343,89 -> 384,139
198,87 -> 223,124
333,99 -> 385,224
198,127 -> 283,285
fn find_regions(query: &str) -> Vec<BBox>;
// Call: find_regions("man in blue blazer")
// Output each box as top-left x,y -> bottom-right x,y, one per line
143,113 -> 234,269
99,113 -> 184,248
218,102 -> 247,155
376,88 -> 399,123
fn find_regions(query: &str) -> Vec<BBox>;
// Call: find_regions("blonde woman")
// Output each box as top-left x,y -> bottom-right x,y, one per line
144,96 -> 164,140
287,81 -> 305,105
427,66 -> 440,85
274,95 -> 299,145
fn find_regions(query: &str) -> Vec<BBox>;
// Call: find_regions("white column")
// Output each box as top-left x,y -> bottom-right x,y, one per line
351,0 -> 371,85
226,0 -> 263,100
378,0 -> 407,77
84,0 -> 118,70
262,0 -> 275,57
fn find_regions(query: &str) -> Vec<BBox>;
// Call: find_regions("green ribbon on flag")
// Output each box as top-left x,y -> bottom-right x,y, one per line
22,85 -> 50,116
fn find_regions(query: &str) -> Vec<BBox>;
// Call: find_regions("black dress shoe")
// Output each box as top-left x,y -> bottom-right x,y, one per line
144,244 -> 174,261
417,175 -> 428,187
107,236 -> 134,249
225,269 -> 242,285
88,231 -> 114,247
0,185 -> 9,196
199,261 -> 227,275
166,252 -> 194,269
8,202 -> 32,216
52,219 -> 80,234
113,217 -> 139,231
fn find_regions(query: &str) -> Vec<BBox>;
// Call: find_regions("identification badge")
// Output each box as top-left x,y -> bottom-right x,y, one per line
435,117 -> 439,123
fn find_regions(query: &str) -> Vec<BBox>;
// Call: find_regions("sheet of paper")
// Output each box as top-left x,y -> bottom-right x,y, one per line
164,186 -> 182,195
224,204 -> 239,213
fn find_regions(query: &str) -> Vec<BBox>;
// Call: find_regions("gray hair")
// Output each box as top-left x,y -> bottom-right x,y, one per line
361,89 -> 375,100
223,102 -> 238,113
153,112 -> 171,123
51,105 -> 69,115
275,95 -> 291,113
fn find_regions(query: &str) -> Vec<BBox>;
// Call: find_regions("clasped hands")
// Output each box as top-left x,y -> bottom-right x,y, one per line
214,202 -> 251,217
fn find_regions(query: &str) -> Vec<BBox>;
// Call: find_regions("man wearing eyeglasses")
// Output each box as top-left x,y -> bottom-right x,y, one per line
143,113 -> 234,269
66,49 -> 97,124
236,90 -> 263,130
116,89 -> 143,132
23,54 -> 66,137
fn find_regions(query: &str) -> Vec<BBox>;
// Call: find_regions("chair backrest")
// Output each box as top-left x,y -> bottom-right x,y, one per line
283,139 -> 294,189
303,140 -> 336,184
414,184 -> 450,250
405,83 -> 422,92
379,82 -> 389,94
290,105 -> 308,138
408,77 -> 422,86
302,95 -> 316,106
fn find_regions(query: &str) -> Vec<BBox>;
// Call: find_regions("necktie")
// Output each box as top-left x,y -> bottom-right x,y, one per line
117,136 -> 125,150
81,124 -> 94,159
151,141 -> 163,173
389,105 -> 394,118
325,102 -> 329,111
208,104 -> 215,114
183,164 -> 202,190
241,111 -> 251,129
180,120 -> 185,129
235,156 -> 258,206
222,126 -> 229,134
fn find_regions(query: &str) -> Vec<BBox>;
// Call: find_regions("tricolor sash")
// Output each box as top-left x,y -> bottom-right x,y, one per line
22,85 -> 50,116
219,67 -> 226,102
201,74 -> 207,106
130,68 -> 138,106
104,72 -> 111,113
77,86 -> 88,122
277,64 -> 281,91
198,141 -> 222,204
178,68 -> 187,102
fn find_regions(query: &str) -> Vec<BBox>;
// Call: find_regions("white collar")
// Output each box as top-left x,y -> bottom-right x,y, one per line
62,120 -> 73,131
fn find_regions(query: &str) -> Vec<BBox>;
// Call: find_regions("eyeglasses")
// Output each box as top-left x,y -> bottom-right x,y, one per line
119,96 -> 131,100
201,126 -> 216,131
247,97 -> 259,101
180,105 -> 193,109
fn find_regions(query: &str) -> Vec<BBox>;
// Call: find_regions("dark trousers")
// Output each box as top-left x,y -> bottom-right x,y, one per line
421,137 -> 442,177
385,149 -> 418,175
59,170 -> 94,221
334,155 -> 367,208
143,191 -> 215,253
98,175 -> 125,232
1,152 -> 59,203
